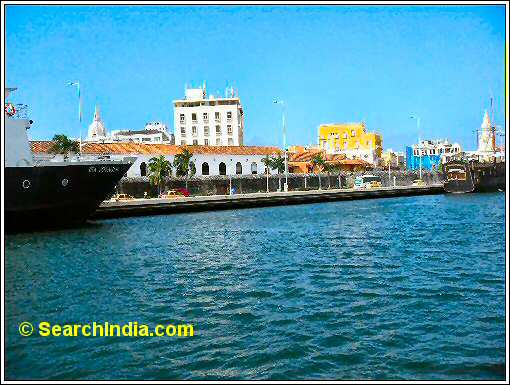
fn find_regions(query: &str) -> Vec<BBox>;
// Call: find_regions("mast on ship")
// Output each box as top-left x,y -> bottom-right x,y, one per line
490,96 -> 496,152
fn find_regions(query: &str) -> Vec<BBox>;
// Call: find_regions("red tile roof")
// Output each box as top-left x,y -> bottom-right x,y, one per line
30,141 -> 281,156
288,149 -> 346,162
31,141 -> 54,153
339,159 -> 371,166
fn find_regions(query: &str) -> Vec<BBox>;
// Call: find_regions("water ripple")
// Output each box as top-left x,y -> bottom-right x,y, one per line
5,193 -> 505,380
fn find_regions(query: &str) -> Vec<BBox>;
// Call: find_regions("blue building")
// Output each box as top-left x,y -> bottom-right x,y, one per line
405,139 -> 462,171
405,146 -> 441,170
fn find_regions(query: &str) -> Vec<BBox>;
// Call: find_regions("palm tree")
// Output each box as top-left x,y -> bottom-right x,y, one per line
327,164 -> 342,188
271,155 -> 286,174
173,148 -> 195,190
262,155 -> 273,192
262,155 -> 273,172
148,155 -> 172,196
310,153 -> 326,190
270,155 -> 285,191
323,162 -> 333,189
49,134 -> 80,160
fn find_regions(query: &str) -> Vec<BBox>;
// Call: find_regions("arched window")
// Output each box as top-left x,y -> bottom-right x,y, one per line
219,162 -> 226,175
202,162 -> 209,176
140,162 -> 147,177
236,162 -> 242,174
251,162 -> 258,174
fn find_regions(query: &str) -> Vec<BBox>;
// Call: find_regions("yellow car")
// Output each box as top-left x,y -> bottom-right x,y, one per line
354,175 -> 382,189
412,179 -> 426,187
111,193 -> 134,201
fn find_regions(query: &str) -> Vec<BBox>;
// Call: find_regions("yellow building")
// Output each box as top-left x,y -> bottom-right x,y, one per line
318,122 -> 383,164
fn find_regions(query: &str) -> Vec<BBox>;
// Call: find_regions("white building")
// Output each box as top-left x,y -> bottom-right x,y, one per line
173,84 -> 244,146
110,122 -> 174,144
84,105 -> 173,144
409,138 -> 462,165
30,142 -> 281,177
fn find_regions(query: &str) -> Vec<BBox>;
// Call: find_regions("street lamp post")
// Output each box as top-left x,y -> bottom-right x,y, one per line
66,81 -> 83,153
410,115 -> 422,180
273,99 -> 288,192
388,155 -> 391,186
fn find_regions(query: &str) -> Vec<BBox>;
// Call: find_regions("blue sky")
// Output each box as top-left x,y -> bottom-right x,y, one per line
6,5 -> 506,151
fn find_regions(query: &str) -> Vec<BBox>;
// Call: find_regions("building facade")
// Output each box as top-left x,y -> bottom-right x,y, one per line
173,85 -> 244,147
85,105 -> 173,144
381,149 -> 405,169
30,142 -> 279,178
110,122 -> 174,144
405,139 -> 462,170
318,122 -> 383,165
288,148 -> 372,173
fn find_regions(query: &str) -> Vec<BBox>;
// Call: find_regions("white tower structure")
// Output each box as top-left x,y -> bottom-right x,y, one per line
173,83 -> 244,146
477,110 -> 496,153
87,105 -> 107,141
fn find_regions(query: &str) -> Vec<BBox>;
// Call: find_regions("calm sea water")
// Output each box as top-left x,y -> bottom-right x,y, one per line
5,193 -> 506,380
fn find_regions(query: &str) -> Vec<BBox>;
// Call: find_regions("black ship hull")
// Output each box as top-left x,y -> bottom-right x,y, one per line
444,160 -> 505,194
5,161 -> 132,232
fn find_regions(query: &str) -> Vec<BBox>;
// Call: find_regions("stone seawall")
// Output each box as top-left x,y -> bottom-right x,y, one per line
115,170 -> 445,198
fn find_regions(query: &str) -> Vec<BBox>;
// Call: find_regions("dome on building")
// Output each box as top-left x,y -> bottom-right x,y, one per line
87,105 -> 107,140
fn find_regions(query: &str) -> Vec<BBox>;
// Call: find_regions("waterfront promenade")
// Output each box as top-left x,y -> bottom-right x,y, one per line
94,184 -> 444,219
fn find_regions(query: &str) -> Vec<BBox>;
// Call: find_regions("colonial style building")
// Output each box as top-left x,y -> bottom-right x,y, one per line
318,122 -> 383,165
287,147 -> 372,173
173,84 -> 244,146
30,142 -> 279,177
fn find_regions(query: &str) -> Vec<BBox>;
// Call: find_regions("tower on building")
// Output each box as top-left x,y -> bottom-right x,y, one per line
478,109 -> 496,153
87,105 -> 107,140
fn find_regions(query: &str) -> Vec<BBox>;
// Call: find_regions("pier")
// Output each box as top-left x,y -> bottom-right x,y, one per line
93,184 -> 444,219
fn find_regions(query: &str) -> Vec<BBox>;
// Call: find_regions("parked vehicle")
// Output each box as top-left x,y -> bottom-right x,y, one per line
412,179 -> 426,187
354,175 -> 382,189
174,188 -> 190,197
159,190 -> 186,199
111,193 -> 134,201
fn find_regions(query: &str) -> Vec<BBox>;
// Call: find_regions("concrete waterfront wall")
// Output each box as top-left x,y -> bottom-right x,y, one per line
115,170 -> 444,198
95,185 -> 444,220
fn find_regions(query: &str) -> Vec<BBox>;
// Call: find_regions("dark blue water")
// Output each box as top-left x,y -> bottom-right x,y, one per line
5,193 -> 506,380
